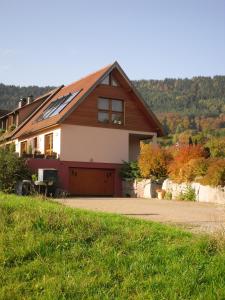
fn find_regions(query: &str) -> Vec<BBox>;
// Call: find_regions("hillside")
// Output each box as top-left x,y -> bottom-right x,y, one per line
1,76 -> 225,133
0,83 -> 55,111
133,76 -> 225,116
1,194 -> 225,299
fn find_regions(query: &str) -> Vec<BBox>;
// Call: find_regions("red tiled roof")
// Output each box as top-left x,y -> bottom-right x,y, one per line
14,64 -> 113,138
13,62 -> 163,139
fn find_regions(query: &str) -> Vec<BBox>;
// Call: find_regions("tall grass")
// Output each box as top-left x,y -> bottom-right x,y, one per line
0,193 -> 225,299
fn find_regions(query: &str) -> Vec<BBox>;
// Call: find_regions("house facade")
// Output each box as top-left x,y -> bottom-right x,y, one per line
0,62 -> 163,196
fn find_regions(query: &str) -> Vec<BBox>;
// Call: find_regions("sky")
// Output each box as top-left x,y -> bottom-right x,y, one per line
0,0 -> 225,86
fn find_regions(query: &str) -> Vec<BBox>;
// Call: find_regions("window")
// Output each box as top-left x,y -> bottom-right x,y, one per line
112,113 -> 123,125
98,98 -> 109,110
112,100 -> 123,112
21,141 -> 27,154
98,111 -> 109,123
111,77 -> 118,87
97,98 -> 124,125
37,90 -> 81,122
101,75 -> 110,85
45,133 -> 53,156
100,73 -> 119,87
33,137 -> 38,151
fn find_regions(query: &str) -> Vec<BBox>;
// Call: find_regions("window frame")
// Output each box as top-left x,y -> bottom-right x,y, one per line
21,141 -> 28,154
44,133 -> 53,156
100,73 -> 119,87
97,97 -> 124,125
33,137 -> 38,151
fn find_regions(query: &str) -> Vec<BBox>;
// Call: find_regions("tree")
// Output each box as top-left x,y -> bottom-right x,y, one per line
138,144 -> 172,180
0,148 -> 31,193
205,137 -> 225,158
168,145 -> 206,183
189,136 -> 193,145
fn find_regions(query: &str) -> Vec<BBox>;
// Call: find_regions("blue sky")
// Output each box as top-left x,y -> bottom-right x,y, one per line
0,0 -> 225,86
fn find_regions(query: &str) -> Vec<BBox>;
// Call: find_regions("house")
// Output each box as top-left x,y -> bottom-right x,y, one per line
0,62 -> 163,196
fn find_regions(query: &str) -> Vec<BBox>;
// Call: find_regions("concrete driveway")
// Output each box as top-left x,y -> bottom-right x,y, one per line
56,198 -> 225,234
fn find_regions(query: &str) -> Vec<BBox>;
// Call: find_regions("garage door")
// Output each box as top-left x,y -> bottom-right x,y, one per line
69,168 -> 115,196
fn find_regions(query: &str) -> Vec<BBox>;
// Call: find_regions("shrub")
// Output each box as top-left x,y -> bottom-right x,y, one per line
200,159 -> 225,187
120,161 -> 140,180
169,145 -> 205,183
179,185 -> 196,201
0,147 -> 31,193
138,144 -> 172,180
183,158 -> 209,182
164,191 -> 172,200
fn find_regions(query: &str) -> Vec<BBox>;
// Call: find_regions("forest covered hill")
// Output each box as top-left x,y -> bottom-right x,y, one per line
0,84 -> 55,111
134,76 -> 225,134
1,75 -> 225,134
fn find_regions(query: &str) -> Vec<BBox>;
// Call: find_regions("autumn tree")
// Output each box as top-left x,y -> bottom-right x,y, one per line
138,144 -> 172,180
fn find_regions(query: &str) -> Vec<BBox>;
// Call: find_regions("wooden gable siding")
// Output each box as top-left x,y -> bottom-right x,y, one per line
63,84 -> 157,132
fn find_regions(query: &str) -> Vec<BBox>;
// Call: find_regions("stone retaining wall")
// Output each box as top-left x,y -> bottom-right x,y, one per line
162,179 -> 225,204
122,179 -> 162,198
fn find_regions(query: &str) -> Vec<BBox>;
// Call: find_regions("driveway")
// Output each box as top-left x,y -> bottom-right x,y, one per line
56,198 -> 225,234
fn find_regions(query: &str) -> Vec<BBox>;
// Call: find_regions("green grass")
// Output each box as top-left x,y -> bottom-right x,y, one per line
0,194 -> 225,300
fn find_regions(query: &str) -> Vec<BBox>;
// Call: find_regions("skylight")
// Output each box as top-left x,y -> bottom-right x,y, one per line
37,90 -> 81,121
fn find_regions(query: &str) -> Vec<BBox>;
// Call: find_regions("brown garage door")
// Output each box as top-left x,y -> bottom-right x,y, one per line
69,168 -> 115,196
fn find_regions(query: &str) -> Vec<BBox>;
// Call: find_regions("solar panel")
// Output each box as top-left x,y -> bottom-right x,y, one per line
49,90 -> 80,117
37,90 -> 81,122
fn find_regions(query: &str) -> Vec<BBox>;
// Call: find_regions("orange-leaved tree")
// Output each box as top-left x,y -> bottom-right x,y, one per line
138,143 -> 172,180
199,159 -> 225,187
168,145 -> 206,183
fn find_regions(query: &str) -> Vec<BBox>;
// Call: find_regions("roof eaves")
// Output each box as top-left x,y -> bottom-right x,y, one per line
13,85 -> 64,139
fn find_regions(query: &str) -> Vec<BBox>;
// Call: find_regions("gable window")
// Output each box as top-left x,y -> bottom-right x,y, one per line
100,73 -> 119,87
97,98 -> 124,125
21,141 -> 27,154
45,133 -> 53,156
111,77 -> 118,87
101,75 -> 110,85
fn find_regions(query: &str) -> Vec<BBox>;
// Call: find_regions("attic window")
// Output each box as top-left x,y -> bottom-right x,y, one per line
37,90 -> 81,121
101,75 -> 110,85
111,77 -> 118,87
100,73 -> 119,87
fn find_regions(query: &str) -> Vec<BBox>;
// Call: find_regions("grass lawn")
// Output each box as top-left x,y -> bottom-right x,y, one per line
0,194 -> 225,300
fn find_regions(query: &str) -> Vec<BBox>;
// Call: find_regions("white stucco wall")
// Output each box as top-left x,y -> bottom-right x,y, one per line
18,128 -> 61,156
61,124 -> 156,164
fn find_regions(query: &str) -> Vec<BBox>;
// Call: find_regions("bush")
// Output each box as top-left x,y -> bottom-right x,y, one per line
200,159 -> 225,187
138,144 -> 172,180
0,147 -> 31,193
183,158 -> 209,182
120,161 -> 140,180
169,145 -> 205,183
179,185 -> 196,201
164,191 -> 172,200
